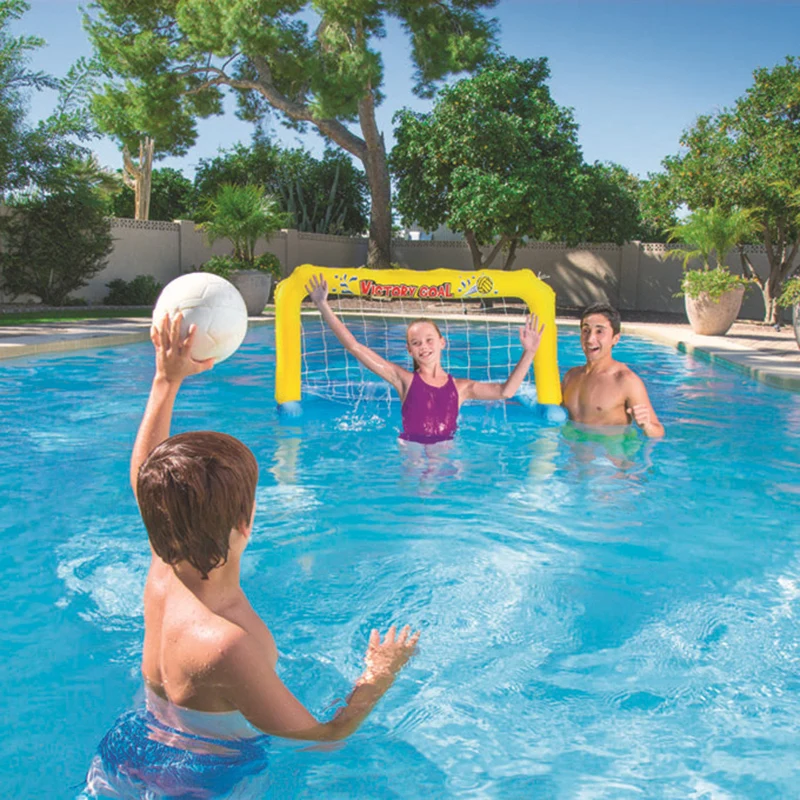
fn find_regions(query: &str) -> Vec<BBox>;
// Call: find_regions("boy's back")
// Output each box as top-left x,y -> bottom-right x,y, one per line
142,556 -> 278,714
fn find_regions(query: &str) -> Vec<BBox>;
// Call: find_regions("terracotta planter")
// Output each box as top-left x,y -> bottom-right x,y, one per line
793,303 -> 800,350
684,285 -> 745,336
228,270 -> 272,316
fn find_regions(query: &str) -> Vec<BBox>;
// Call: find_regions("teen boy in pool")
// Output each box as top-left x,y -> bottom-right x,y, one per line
129,315 -> 418,738
561,303 -> 664,438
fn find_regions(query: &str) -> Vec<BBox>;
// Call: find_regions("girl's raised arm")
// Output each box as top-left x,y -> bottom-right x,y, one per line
459,314 -> 544,402
305,274 -> 408,394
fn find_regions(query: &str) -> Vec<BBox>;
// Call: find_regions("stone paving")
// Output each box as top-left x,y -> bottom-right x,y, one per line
0,313 -> 798,392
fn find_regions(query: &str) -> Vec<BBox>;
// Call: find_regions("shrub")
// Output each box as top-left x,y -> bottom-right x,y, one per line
253,252 -> 282,278
777,276 -> 800,308
200,255 -> 241,280
679,268 -> 749,301
201,253 -> 282,280
104,275 -> 163,306
0,189 -> 113,305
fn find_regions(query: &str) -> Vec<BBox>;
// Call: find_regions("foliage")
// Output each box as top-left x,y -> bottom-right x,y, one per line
777,276 -> 800,308
253,252 -> 282,278
664,204 -> 761,270
104,274 -> 162,306
200,252 -> 281,280
199,184 -> 289,265
580,162 -> 644,245
635,173 -> 679,243
655,56 -> 800,322
0,4 -> 100,195
679,268 -> 749,301
82,0 -> 500,266
193,136 -> 368,234
110,167 -> 193,221
0,186 -> 113,305
391,56 -> 585,269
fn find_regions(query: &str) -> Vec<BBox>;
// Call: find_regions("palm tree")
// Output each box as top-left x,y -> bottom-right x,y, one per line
200,184 -> 289,264
664,203 -> 759,271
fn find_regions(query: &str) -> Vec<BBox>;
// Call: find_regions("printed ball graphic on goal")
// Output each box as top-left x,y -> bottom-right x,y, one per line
476,275 -> 494,294
152,272 -> 248,363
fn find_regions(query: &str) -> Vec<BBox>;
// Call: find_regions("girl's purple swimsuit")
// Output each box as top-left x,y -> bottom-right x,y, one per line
399,372 -> 459,444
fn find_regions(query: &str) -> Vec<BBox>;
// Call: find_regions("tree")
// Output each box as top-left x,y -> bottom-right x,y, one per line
110,166 -> 193,221
199,184 -> 289,264
580,162 -> 645,245
87,68 -> 219,220
659,57 -> 800,322
193,135 -> 368,234
391,56 -> 586,270
0,2 -> 100,195
635,173 -> 678,244
83,1 -> 499,266
0,0 -> 54,193
664,204 -> 760,270
0,183 -> 113,304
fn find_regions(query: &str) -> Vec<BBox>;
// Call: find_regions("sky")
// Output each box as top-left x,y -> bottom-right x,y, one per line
12,1 -> 800,181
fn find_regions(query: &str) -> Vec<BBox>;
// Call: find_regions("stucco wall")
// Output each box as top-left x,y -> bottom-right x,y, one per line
0,215 -> 778,319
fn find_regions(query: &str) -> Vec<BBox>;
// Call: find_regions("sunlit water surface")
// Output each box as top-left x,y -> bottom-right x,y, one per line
1,321 -> 799,799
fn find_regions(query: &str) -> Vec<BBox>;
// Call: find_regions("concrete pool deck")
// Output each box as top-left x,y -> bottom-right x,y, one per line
0,313 -> 798,393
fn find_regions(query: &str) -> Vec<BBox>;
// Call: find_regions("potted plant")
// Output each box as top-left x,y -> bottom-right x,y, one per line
777,275 -> 800,350
198,184 -> 289,315
664,204 -> 757,336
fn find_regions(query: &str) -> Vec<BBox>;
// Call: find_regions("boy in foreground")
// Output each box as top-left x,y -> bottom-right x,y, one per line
562,303 -> 664,438
131,314 -> 419,739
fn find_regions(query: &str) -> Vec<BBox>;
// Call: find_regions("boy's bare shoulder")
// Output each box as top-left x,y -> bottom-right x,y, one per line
562,364 -> 586,383
612,361 -> 645,386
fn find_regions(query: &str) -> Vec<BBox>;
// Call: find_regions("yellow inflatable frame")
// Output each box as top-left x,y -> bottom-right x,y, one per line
274,264 -> 562,407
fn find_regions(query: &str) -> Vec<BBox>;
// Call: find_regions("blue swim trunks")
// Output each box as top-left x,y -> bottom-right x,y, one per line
84,707 -> 270,798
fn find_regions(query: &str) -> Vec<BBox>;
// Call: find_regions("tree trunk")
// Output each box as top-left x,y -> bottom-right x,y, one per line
217,56 -> 393,265
503,239 -> 519,271
358,95 -> 391,267
464,230 -> 484,270
362,149 -> 392,267
740,231 -> 800,323
122,136 -> 155,221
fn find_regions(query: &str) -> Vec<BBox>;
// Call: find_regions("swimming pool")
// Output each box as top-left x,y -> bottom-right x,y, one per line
1,320 -> 799,798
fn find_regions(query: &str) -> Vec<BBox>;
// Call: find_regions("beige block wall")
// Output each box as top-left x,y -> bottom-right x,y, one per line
2,215 -> 778,319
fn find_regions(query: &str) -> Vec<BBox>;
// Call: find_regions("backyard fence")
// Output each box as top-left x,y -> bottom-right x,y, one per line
0,216 -> 775,320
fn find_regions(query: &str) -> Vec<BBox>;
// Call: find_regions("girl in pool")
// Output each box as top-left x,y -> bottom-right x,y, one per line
306,273 -> 545,444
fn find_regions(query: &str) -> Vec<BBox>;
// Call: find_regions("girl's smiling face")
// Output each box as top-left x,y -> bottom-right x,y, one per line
406,321 -> 445,369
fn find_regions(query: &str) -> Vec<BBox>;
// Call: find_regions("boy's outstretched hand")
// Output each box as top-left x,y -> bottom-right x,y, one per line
360,625 -> 420,686
520,313 -> 545,355
305,274 -> 329,307
152,312 -> 214,384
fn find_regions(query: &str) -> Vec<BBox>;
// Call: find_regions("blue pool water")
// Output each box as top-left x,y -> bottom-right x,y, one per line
1,320 -> 799,799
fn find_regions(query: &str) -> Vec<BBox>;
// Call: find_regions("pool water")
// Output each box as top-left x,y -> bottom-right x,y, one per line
1,321 -> 799,799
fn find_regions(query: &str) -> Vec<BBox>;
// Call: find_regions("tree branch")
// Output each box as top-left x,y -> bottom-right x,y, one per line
484,234 -> 509,269
465,229 -> 483,269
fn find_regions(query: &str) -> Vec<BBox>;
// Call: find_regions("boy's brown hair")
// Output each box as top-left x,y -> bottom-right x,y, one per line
581,303 -> 621,336
137,431 -> 258,579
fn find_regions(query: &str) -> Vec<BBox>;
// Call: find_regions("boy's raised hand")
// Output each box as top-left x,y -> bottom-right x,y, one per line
520,313 -> 545,355
305,274 -> 329,307
152,312 -> 214,384
360,625 -> 420,686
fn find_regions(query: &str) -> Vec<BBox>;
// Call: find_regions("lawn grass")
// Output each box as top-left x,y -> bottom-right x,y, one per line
0,308 -> 151,326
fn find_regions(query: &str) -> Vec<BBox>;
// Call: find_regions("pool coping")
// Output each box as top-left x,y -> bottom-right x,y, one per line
1,312 -> 798,393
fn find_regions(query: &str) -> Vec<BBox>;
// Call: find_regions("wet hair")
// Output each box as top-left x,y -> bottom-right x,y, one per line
137,431 -> 258,579
580,303 -> 621,336
406,318 -> 443,371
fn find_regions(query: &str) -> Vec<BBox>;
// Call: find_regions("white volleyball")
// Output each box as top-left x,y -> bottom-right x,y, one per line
152,273 -> 248,363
